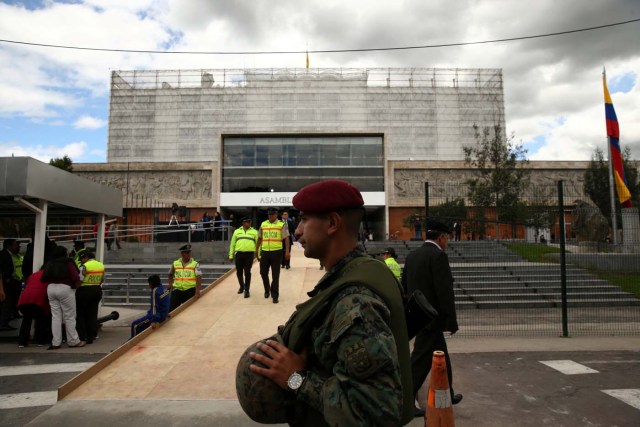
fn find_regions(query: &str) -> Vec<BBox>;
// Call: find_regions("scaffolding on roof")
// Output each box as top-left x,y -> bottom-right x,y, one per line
111,68 -> 503,90
108,67 -> 505,164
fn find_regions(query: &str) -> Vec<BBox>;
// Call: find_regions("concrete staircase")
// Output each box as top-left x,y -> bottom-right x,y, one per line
365,240 -> 640,310
452,263 -> 639,309
101,265 -> 232,307
102,241 -> 231,264
98,240 -> 638,309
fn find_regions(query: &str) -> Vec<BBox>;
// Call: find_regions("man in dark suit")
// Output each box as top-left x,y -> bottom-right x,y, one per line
401,219 -> 462,416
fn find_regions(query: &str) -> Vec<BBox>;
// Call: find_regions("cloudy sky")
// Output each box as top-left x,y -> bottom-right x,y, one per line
0,0 -> 638,163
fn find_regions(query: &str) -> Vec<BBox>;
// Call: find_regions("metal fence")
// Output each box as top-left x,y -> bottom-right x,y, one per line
423,181 -> 640,337
45,221 -> 233,247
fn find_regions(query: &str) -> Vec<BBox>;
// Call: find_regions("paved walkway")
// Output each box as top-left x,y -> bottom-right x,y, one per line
21,246 -> 640,426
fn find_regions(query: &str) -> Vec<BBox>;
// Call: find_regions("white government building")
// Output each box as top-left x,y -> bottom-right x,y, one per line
74,67 -> 590,239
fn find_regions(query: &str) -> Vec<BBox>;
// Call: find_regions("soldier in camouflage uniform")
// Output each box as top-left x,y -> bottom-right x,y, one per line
238,180 -> 413,426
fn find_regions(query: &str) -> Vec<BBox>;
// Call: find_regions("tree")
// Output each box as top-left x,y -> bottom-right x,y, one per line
584,146 -> 639,228
523,184 -> 557,243
402,198 -> 468,234
429,198 -> 467,230
49,155 -> 73,172
463,124 -> 530,239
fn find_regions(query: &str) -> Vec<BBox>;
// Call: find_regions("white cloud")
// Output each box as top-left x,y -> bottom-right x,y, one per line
74,115 -> 106,129
0,141 -> 88,163
0,0 -> 639,162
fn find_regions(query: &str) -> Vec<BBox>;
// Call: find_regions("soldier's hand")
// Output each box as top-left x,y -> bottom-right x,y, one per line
151,322 -> 160,330
249,340 -> 307,390
229,257 -> 234,262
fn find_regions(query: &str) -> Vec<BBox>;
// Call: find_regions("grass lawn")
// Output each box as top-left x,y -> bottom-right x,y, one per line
593,272 -> 640,299
504,242 -> 561,263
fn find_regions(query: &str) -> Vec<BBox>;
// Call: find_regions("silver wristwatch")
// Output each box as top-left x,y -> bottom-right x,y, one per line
287,371 -> 306,393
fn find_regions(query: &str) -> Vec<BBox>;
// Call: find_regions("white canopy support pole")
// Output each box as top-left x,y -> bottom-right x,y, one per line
15,197 -> 47,274
96,214 -> 106,262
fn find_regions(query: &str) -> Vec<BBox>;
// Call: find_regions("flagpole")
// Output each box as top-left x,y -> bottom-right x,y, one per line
607,134 -> 619,244
603,68 -> 619,244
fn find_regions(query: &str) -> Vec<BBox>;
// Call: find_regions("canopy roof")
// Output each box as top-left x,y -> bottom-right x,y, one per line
0,157 -> 122,218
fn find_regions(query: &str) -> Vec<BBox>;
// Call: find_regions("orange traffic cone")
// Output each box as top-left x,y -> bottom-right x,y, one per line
426,350 -> 455,427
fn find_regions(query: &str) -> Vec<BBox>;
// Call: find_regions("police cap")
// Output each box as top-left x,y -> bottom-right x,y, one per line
426,219 -> 451,234
179,244 -> 192,252
266,207 -> 278,214
383,247 -> 397,258
292,180 -> 364,213
241,216 -> 251,222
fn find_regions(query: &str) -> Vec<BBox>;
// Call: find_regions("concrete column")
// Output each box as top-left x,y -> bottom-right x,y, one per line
34,200 -> 48,272
14,197 -> 47,274
96,214 -> 106,262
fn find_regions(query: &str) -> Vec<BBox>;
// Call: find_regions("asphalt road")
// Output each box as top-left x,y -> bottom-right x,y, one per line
0,352 -> 104,427
2,312 -> 640,426
0,309 -> 141,427
446,350 -> 640,427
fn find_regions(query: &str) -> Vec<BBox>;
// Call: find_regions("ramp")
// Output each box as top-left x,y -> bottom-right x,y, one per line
28,247 -> 325,427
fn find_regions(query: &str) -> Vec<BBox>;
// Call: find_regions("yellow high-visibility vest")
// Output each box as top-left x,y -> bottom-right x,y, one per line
260,219 -> 284,251
81,259 -> 105,286
12,253 -> 23,281
384,257 -> 402,280
229,227 -> 259,258
172,258 -> 198,290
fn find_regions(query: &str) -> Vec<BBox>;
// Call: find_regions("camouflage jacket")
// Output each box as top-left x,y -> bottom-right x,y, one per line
280,246 -> 412,426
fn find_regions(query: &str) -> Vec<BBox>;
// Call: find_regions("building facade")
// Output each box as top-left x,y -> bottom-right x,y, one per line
74,67 -> 620,240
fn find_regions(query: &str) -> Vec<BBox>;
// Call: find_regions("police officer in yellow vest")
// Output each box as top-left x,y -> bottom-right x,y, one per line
382,247 -> 402,281
229,216 -> 259,298
167,244 -> 202,311
255,208 -> 290,304
71,240 -> 87,268
76,252 -> 104,344
12,250 -> 23,285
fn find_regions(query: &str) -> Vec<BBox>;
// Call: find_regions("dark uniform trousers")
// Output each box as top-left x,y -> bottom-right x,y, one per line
259,249 -> 282,299
235,252 -> 254,291
18,304 -> 52,346
410,328 -> 454,398
170,287 -> 196,311
281,237 -> 292,269
0,278 -> 21,326
75,285 -> 103,343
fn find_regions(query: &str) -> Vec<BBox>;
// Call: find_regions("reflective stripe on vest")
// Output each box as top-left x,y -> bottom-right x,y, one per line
81,259 -> 105,286
173,258 -> 198,290
260,220 -> 284,251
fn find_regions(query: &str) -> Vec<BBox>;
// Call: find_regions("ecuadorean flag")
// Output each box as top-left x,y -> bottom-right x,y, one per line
603,71 -> 633,207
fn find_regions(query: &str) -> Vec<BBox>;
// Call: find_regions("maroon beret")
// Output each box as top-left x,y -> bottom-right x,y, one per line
293,180 -> 364,213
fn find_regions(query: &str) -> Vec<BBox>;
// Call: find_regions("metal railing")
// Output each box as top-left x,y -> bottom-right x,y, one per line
45,221 -> 233,246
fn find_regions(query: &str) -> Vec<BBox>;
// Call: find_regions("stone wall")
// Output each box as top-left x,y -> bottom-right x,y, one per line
74,162 -> 216,208
388,160 -> 592,206
75,159 -> 638,209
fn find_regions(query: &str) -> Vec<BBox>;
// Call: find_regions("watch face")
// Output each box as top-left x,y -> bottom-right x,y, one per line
287,372 -> 304,390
